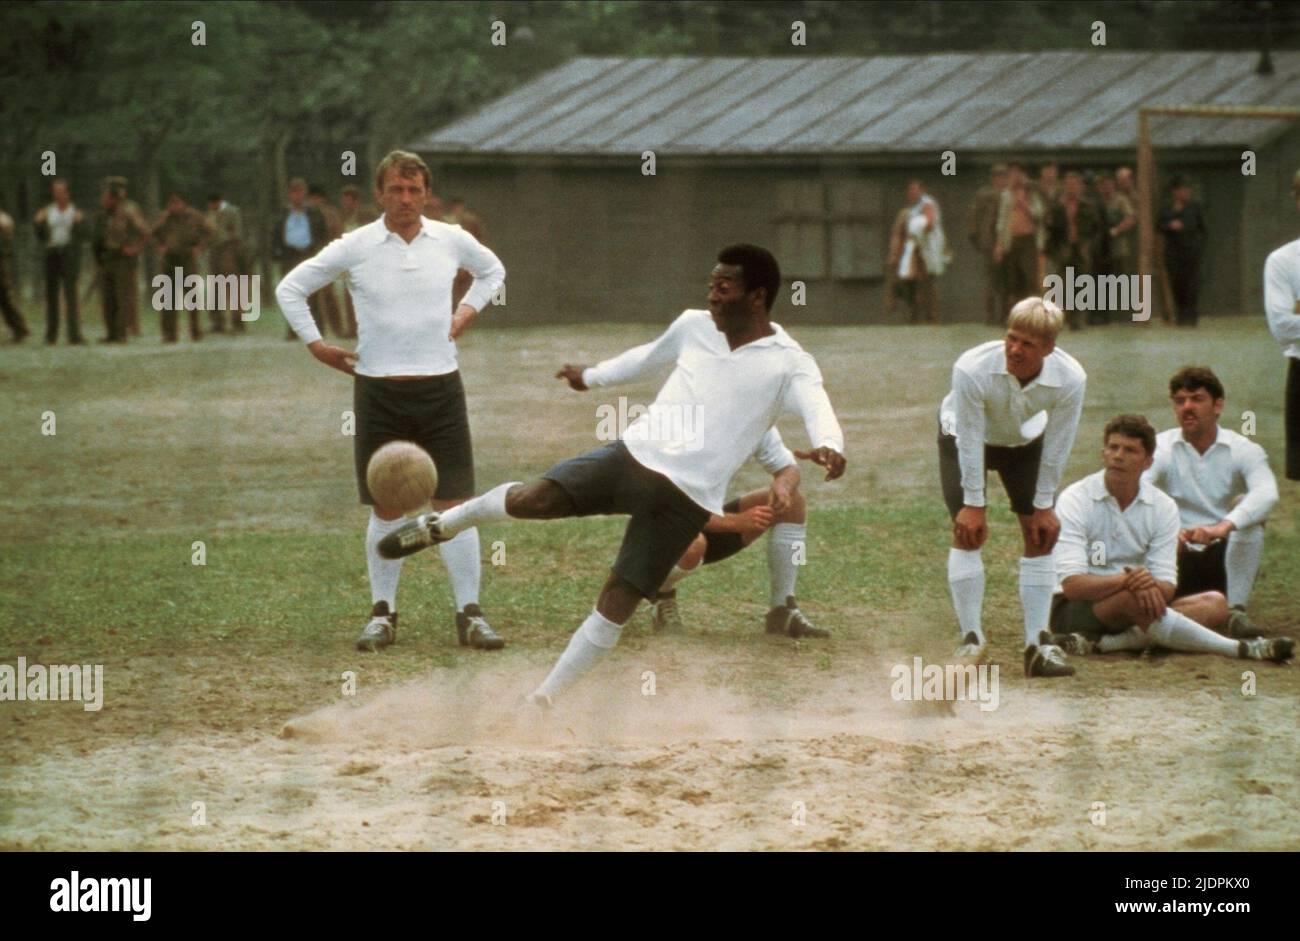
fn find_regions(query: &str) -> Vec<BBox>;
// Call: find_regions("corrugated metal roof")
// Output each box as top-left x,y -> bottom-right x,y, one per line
411,52 -> 1300,156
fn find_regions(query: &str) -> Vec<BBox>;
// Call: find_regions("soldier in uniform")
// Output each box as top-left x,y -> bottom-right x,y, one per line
308,184 -> 346,338
206,192 -> 247,334
152,192 -> 214,342
337,184 -> 377,339
0,206 -> 31,343
34,178 -> 88,344
968,164 -> 1008,325
92,177 -> 149,344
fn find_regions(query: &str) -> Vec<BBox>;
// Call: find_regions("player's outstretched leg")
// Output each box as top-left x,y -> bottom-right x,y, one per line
378,479 -> 570,559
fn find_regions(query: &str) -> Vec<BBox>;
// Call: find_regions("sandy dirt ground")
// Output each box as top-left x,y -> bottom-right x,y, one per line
4,641 -> 1295,851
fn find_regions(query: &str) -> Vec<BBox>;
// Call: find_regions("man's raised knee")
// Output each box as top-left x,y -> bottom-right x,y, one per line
505,480 -> 573,518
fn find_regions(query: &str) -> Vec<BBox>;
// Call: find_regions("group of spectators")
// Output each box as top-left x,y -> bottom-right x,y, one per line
884,162 -> 1207,327
0,176 -> 486,346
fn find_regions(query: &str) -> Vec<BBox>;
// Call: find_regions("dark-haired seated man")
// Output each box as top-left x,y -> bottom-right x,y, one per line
380,244 -> 847,706
1144,367 -> 1277,638
1045,415 -> 1292,664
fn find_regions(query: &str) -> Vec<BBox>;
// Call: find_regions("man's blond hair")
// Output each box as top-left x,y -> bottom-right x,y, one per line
374,150 -> 432,193
1006,296 -> 1063,342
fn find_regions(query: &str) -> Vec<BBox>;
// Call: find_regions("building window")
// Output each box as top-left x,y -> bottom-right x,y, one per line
775,178 -> 883,280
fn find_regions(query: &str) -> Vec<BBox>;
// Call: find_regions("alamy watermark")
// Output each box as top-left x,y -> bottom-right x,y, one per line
1043,266 -> 1151,322
0,657 -> 103,711
596,396 -> 704,451
890,656 -> 999,712
151,269 -> 260,321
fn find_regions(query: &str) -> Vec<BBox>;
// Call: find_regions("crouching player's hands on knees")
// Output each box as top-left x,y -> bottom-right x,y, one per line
1024,507 -> 1061,554
308,340 -> 358,375
794,447 -> 846,481
953,506 -> 988,550
737,505 -> 774,540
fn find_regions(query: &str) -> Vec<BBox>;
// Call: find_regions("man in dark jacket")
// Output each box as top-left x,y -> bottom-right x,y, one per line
1158,175 -> 1208,327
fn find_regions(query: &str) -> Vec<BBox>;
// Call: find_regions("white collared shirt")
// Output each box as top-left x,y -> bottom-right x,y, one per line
939,340 -> 1087,509
1144,426 -> 1277,530
583,310 -> 798,477
46,203 -> 76,247
1264,238 -> 1300,359
588,309 -> 842,514
1054,470 -> 1179,591
275,215 -> 505,377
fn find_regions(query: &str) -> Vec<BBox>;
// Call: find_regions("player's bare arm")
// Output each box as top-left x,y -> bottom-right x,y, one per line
307,339 -> 357,375
793,446 -> 846,480
556,363 -> 588,391
449,302 -> 478,340
702,505 -> 774,540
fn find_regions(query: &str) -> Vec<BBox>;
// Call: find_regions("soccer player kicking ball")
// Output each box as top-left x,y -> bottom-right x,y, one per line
276,151 -> 507,653
381,244 -> 846,706
556,312 -> 827,637
1044,415 -> 1293,665
1144,367 -> 1278,637
939,297 -> 1086,677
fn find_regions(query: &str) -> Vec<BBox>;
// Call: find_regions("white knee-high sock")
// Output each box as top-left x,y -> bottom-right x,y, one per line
533,610 -> 623,700
1098,625 -> 1149,653
1019,556 -> 1056,647
367,511 -> 406,608
1147,609 -> 1240,657
947,548 -> 985,644
438,482 -> 519,537
767,522 -> 805,607
1225,526 -> 1265,608
438,527 -> 481,610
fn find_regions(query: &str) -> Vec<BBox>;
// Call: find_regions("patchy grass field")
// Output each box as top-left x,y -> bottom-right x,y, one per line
1,310 -> 1297,850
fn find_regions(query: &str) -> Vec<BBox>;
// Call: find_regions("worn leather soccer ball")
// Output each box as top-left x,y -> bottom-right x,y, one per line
366,441 -> 438,514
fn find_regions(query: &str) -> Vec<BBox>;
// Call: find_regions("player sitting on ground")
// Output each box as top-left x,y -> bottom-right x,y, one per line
650,431 -> 827,638
1044,414 -> 1293,664
1143,366 -> 1278,638
556,315 -> 828,638
379,244 -> 846,707
939,296 -> 1086,677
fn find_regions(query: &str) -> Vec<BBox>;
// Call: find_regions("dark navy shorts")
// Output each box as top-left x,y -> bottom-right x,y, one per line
938,421 -> 1044,518
541,441 -> 710,599
1174,540 -> 1228,599
1049,594 -> 1109,639
354,372 -> 475,504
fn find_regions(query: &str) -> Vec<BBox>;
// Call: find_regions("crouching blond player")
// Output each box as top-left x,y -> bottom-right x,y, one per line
1044,414 -> 1293,665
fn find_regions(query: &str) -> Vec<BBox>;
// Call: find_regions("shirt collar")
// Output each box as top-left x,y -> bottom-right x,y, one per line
1088,470 -> 1156,505
993,350 -> 1064,388
373,214 -> 440,245
1174,425 -> 1225,452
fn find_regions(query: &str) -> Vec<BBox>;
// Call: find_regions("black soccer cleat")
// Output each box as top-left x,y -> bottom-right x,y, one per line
377,511 -> 448,559
457,603 -> 505,650
356,600 -> 398,652
765,596 -> 830,639
1024,638 -> 1075,678
1238,636 -> 1294,663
